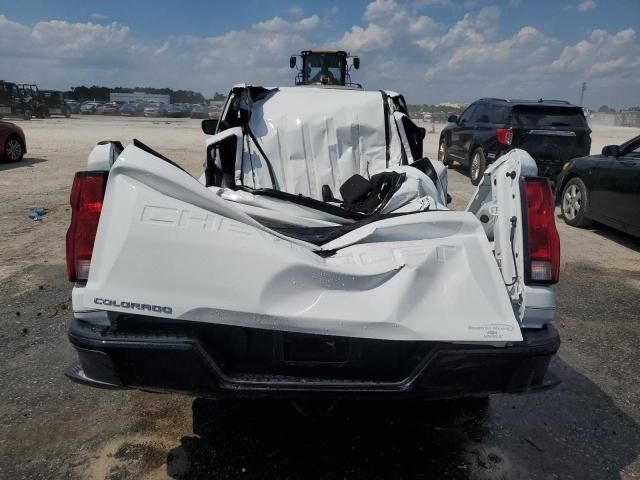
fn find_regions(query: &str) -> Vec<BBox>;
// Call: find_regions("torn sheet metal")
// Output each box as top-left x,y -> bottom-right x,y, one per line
212,164 -> 445,228
240,87 -> 392,198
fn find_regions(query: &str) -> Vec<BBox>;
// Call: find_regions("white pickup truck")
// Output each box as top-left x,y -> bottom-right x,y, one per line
65,85 -> 560,400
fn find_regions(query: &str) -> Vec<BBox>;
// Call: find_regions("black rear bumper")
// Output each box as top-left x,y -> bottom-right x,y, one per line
67,316 -> 560,400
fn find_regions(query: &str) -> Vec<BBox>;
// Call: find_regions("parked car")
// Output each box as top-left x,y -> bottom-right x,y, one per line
207,104 -> 222,120
120,102 -> 145,116
189,104 -> 208,119
178,103 -> 194,116
557,134 -> 640,238
65,100 -> 81,114
165,104 -> 187,118
0,121 -> 26,162
439,98 -> 591,185
80,102 -> 101,114
143,103 -> 168,117
97,102 -> 121,115
65,85 -> 561,405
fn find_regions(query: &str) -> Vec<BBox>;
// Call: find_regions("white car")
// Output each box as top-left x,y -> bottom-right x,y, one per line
65,84 -> 560,401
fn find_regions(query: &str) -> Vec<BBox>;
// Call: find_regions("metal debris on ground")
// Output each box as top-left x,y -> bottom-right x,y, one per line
27,207 -> 48,221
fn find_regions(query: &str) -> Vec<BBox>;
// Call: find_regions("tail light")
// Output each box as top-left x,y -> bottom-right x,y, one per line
66,172 -> 108,282
522,177 -> 560,284
496,128 -> 513,145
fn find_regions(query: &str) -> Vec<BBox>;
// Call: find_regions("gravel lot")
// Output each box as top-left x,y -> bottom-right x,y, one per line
1,115 -> 639,479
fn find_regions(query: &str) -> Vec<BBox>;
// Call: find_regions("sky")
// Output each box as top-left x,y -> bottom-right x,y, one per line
0,0 -> 638,107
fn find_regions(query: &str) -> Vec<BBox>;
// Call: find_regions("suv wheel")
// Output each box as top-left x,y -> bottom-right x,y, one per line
438,139 -> 452,167
469,147 -> 487,186
23,109 -> 32,121
561,177 -> 592,227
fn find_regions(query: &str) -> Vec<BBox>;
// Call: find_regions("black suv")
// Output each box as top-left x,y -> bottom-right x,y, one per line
439,98 -> 592,185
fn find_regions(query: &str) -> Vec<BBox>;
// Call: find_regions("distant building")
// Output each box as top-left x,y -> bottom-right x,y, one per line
436,102 -> 467,109
110,92 -> 170,104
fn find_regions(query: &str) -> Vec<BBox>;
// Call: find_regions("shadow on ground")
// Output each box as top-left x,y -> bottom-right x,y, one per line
591,224 -> 640,252
168,397 -> 493,480
448,162 -> 470,178
554,212 -> 640,252
0,157 -> 47,171
161,358 -> 640,480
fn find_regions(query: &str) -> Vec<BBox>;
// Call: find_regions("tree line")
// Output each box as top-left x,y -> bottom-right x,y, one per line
65,86 -> 227,104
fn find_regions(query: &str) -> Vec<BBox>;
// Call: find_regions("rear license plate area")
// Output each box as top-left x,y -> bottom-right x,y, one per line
282,333 -> 350,365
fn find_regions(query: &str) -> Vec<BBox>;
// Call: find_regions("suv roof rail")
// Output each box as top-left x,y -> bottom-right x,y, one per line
478,97 -> 509,103
509,98 -> 573,105
540,99 -> 572,104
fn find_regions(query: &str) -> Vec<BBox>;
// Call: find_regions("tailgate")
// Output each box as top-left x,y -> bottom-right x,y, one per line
74,144 -> 523,344
512,106 -> 591,176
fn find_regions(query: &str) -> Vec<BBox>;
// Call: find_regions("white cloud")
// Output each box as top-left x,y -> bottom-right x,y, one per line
155,41 -> 169,55
0,14 -> 304,93
363,0 -> 408,26
294,15 -> 320,31
0,9 -> 637,107
412,10 -> 637,106
364,0 -> 399,22
252,14 -> 319,33
551,28 -> 636,75
338,23 -> 391,52
408,15 -> 437,35
473,6 -> 500,36
415,9 -> 486,51
252,16 -> 289,32
576,0 -> 596,12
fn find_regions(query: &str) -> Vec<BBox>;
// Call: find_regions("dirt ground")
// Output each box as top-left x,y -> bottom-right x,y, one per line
1,115 -> 639,479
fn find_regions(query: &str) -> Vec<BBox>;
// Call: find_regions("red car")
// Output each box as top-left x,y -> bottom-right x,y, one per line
97,102 -> 121,115
207,105 -> 221,120
1,121 -> 26,162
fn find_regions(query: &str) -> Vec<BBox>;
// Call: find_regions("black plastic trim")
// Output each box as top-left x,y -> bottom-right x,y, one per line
67,318 -> 560,400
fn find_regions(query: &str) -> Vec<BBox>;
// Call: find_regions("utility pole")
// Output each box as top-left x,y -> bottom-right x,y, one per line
579,81 -> 587,107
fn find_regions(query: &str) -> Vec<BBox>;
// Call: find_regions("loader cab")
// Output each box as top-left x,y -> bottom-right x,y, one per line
18,83 -> 41,106
290,50 -> 361,87
0,80 -> 34,120
17,84 -> 39,102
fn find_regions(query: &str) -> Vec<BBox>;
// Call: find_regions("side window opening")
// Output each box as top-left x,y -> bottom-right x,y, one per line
459,105 -> 477,124
470,104 -> 491,123
491,105 -> 510,124
400,116 -> 425,160
513,108 -> 587,128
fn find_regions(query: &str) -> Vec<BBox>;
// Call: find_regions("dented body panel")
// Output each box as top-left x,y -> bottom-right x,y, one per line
66,85 -> 559,398
75,146 -> 523,342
